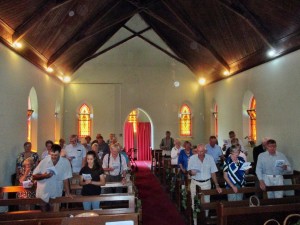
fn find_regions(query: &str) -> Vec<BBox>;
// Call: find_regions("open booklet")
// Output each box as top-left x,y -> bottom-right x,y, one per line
46,166 -> 57,175
22,180 -> 33,188
240,162 -> 252,170
275,160 -> 285,168
82,173 -> 92,180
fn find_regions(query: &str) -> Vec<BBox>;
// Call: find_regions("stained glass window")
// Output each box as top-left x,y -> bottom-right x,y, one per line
128,110 -> 138,133
180,104 -> 192,136
78,104 -> 91,138
214,104 -> 218,138
248,97 -> 257,142
27,97 -> 33,142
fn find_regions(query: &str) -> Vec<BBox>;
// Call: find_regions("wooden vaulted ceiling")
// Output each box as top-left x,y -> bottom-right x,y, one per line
0,0 -> 300,84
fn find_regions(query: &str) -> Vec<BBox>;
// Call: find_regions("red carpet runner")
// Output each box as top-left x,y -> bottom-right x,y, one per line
134,161 -> 186,225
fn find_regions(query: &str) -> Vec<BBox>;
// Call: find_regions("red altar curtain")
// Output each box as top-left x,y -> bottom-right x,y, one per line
124,122 -> 134,152
137,122 -> 151,160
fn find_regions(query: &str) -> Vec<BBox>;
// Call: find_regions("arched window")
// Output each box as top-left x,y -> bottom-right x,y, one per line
27,97 -> 33,142
128,109 -> 138,133
213,104 -> 218,138
78,104 -> 91,138
247,97 -> 257,142
179,104 -> 192,137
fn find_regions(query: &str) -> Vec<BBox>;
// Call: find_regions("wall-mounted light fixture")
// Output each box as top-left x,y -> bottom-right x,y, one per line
54,112 -> 59,118
247,109 -> 256,120
212,111 -> 218,118
27,109 -> 34,118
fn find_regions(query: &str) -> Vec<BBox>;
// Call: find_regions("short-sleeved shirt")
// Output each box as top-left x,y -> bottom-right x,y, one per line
33,156 -> 72,202
187,154 -> 217,180
102,153 -> 128,176
65,143 -> 86,173
79,166 -> 104,196
178,149 -> 193,170
205,144 -> 222,163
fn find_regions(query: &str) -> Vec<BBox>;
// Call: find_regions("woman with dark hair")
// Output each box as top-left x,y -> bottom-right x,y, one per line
79,151 -> 106,210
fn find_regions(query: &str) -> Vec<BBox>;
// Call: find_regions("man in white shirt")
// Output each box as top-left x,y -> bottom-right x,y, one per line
33,144 -> 72,211
64,134 -> 86,173
102,144 -> 128,193
188,144 -> 222,217
256,139 -> 292,198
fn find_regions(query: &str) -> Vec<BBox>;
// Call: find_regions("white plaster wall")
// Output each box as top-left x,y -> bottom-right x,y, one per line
0,44 -> 64,185
64,33 -> 205,147
204,50 -> 300,170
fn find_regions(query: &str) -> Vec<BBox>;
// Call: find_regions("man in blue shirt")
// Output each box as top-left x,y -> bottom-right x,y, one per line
205,136 -> 223,166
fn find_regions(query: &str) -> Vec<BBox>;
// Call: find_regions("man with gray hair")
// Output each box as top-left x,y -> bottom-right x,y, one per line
256,139 -> 292,198
188,144 -> 222,217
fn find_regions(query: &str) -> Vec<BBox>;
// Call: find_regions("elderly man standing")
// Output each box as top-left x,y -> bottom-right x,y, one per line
64,134 -> 86,174
256,139 -> 292,198
33,144 -> 72,211
188,144 -> 222,217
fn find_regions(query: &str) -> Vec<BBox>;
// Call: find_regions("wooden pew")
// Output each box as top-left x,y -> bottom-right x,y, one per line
70,181 -> 134,194
0,193 -> 135,213
195,184 -> 300,225
217,201 -> 300,225
0,213 -> 139,225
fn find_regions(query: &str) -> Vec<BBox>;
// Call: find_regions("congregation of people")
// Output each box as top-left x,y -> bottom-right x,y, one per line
15,133 -> 129,211
160,130 -> 293,212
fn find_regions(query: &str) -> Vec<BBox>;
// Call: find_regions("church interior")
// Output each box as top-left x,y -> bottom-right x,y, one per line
0,1 -> 300,224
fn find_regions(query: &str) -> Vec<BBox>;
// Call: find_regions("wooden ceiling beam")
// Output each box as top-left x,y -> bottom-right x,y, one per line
47,0 -> 124,67
123,25 -> 185,64
84,26 -> 152,62
161,0 -> 230,71
216,0 -> 275,48
12,0 -> 72,43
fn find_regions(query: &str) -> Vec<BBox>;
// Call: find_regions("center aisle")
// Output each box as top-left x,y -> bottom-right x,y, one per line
134,161 -> 186,225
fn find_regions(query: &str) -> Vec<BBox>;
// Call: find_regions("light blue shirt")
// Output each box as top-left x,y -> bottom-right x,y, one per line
256,151 -> 292,180
205,144 -> 222,163
187,154 -> 218,180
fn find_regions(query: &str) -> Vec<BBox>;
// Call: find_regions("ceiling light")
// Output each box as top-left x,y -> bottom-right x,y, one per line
223,70 -> 230,76
174,81 -> 180,87
13,42 -> 22,49
198,78 -> 206,85
267,49 -> 276,57
63,76 -> 71,83
46,67 -> 54,73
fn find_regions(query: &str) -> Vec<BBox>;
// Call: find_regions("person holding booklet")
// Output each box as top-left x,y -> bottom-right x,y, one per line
256,139 -> 292,198
16,157 -> 36,200
79,151 -> 106,210
33,144 -> 72,211
223,145 -> 249,201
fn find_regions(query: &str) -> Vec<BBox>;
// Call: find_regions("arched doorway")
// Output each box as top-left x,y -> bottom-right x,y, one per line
124,108 -> 153,160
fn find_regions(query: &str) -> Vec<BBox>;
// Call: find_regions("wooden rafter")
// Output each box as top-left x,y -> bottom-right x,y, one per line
161,0 -> 230,71
123,25 -> 185,64
47,0 -> 124,67
216,0 -> 275,48
84,26 -> 152,63
12,0 -> 72,42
